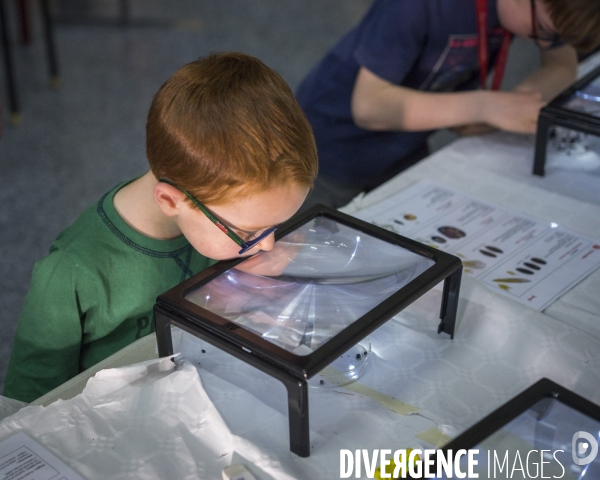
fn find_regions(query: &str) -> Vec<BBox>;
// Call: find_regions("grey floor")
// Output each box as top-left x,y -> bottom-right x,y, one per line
0,0 -> 540,394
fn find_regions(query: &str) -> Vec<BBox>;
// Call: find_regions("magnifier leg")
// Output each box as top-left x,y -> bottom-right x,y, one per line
154,308 -> 174,357
534,116 -> 552,176
284,377 -> 310,457
438,266 -> 462,339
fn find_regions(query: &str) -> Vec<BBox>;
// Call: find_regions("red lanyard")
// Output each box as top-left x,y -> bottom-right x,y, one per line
476,0 -> 512,90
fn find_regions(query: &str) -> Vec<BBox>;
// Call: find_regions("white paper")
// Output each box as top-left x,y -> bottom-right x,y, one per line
0,432 -> 84,480
354,180 -> 600,310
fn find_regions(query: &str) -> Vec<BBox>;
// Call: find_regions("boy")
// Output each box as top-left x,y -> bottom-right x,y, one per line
297,0 -> 600,209
4,52 -> 318,403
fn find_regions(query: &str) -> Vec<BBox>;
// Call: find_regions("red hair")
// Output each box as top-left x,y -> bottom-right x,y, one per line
146,52 -> 318,205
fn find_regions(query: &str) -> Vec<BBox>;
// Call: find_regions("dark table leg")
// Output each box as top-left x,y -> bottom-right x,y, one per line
39,0 -> 60,88
0,0 -> 21,124
119,0 -> 130,26
282,376 -> 310,457
16,0 -> 30,44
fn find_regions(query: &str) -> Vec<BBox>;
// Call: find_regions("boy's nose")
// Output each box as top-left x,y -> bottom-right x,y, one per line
256,232 -> 276,252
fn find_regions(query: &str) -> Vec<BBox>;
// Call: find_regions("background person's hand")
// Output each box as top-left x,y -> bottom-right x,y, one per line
481,91 -> 545,134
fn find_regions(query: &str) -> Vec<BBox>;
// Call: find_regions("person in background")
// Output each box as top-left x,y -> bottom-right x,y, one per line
4,53 -> 318,403
298,0 -> 600,209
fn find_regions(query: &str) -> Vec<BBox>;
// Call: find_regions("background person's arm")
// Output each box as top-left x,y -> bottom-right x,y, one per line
512,44 -> 577,100
453,44 -> 578,137
351,66 -> 545,134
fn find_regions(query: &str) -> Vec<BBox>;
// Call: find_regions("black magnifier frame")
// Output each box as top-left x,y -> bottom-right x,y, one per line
440,378 -> 600,472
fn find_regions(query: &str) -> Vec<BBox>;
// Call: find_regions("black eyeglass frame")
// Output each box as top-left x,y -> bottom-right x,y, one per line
529,0 -> 562,48
158,178 -> 279,255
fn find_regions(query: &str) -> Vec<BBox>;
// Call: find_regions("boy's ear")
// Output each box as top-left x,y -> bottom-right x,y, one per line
153,182 -> 184,217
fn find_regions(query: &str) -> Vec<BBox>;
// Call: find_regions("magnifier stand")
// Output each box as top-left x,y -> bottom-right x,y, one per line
154,205 -> 463,457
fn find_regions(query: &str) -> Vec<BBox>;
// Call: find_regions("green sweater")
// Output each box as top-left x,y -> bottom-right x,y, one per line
4,181 -> 215,402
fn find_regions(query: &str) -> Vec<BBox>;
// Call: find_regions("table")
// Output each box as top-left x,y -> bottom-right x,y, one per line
2,131 -> 600,480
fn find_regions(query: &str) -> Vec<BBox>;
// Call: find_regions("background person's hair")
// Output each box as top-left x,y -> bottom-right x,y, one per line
544,0 -> 600,53
146,52 -> 318,205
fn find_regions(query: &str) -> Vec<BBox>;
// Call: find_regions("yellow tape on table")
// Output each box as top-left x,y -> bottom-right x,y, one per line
416,426 -> 453,448
342,381 -> 421,416
332,372 -> 452,448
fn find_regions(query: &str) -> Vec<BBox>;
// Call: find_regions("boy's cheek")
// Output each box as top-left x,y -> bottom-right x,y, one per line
179,224 -> 239,260
189,238 -> 243,261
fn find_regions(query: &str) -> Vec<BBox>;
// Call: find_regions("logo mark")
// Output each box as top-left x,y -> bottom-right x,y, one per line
572,431 -> 599,466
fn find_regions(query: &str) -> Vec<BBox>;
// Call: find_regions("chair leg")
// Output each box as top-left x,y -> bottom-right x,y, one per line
118,0 -> 130,26
0,0 -> 21,124
16,0 -> 30,44
39,0 -> 59,88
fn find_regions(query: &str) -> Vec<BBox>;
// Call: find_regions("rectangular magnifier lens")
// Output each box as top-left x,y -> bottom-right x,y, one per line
183,215 -> 435,355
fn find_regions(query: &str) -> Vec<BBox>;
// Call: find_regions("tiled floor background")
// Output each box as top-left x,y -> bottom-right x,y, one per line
0,0 -> 540,395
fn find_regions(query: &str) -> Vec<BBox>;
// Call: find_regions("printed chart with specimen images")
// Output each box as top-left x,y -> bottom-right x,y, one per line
353,180 -> 600,310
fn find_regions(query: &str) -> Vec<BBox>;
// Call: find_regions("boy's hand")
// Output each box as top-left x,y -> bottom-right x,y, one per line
481,91 -> 545,134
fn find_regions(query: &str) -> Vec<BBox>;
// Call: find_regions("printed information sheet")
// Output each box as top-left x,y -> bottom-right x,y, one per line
0,432 -> 84,480
354,180 -> 600,310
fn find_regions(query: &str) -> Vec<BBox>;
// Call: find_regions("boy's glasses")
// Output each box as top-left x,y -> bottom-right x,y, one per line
529,0 -> 561,48
159,178 -> 279,255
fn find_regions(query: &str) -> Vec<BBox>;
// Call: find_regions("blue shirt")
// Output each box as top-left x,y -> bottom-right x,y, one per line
296,0 -> 506,189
